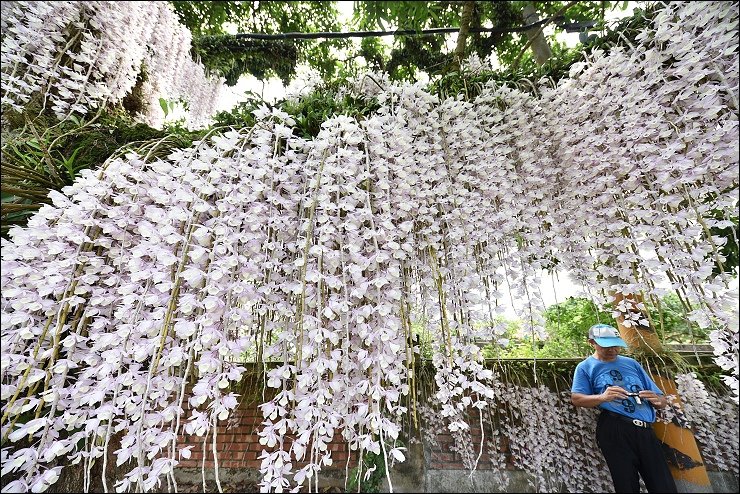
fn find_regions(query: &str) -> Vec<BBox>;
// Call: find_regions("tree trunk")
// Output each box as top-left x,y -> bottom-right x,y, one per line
454,1 -> 475,65
610,290 -> 663,353
521,4 -> 552,66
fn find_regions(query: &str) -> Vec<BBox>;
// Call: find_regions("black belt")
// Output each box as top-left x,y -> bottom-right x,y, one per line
602,410 -> 651,429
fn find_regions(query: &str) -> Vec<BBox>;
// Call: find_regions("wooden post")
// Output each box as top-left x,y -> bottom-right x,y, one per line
611,291 -> 713,491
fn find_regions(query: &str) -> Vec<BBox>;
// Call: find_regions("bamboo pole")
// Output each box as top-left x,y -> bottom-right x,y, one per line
610,290 -> 712,490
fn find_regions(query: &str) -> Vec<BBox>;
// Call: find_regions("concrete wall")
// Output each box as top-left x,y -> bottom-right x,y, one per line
174,463 -> 739,493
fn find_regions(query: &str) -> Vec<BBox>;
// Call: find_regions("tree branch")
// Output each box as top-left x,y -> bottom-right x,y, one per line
217,15 -> 568,41
512,1 -> 580,71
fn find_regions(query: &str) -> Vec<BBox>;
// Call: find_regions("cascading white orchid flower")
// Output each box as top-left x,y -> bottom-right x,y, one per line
675,373 -> 739,475
0,1 -> 738,493
0,1 -> 223,128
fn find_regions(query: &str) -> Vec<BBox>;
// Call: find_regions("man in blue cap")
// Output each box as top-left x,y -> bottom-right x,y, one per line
571,323 -> 677,493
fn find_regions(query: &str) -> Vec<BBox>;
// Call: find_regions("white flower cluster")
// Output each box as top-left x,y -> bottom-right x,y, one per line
491,383 -> 612,493
459,53 -> 493,76
0,1 -> 223,128
254,113 -> 412,492
421,375 -> 738,492
0,134 -> 251,493
0,1 -> 738,492
708,284 -> 739,402
349,69 -> 393,100
674,373 -> 739,475
431,340 -> 493,474
419,376 -> 613,493
283,68 -> 325,103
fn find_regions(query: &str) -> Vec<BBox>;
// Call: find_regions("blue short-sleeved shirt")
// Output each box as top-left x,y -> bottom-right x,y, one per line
571,355 -> 664,423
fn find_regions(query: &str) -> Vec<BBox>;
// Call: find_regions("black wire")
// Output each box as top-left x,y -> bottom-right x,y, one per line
208,15 -> 568,42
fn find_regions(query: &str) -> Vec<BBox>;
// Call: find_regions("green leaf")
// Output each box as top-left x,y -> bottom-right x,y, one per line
26,139 -> 43,151
60,147 -> 83,180
159,97 -> 170,117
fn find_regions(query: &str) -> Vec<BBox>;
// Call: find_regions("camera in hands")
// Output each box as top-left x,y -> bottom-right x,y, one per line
627,392 -> 642,405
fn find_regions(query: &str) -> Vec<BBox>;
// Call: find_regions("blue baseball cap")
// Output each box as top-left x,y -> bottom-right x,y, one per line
588,324 -> 627,348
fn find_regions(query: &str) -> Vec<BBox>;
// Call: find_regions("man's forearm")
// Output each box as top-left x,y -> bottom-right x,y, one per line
571,392 -> 607,408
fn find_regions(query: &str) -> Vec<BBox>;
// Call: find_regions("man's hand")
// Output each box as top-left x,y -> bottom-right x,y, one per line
600,385 -> 629,403
638,390 -> 667,409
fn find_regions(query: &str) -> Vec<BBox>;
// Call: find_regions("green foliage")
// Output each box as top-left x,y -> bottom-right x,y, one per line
353,1 -> 631,81
647,293 -> 711,344
708,208 -> 739,276
693,367 -> 734,392
171,1 -> 347,84
192,36 -> 298,86
1,109 -> 206,238
358,37 -> 386,71
542,297 -> 613,357
167,1 -> 639,86
429,3 -> 661,99
347,449 -> 387,493
212,80 -> 380,139
484,294 -> 715,359
481,317 -> 524,359
355,1 -> 450,31
210,90 -> 266,130
411,320 -> 435,360
281,86 -> 380,139
157,97 -> 190,119
385,35 -> 450,82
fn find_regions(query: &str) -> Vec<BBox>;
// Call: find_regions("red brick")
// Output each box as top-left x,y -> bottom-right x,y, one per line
234,427 -> 259,437
434,452 -> 456,462
222,443 -> 240,452
218,444 -> 238,458
332,451 -> 349,461
233,438 -> 258,448
173,388 -> 379,474
242,450 -> 259,461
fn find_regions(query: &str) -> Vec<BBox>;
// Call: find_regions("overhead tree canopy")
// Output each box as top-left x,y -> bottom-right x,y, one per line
171,0 -> 347,85
171,1 -> 631,85
352,0 -> 619,78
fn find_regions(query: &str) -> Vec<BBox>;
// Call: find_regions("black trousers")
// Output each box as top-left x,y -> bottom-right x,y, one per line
596,411 -> 678,493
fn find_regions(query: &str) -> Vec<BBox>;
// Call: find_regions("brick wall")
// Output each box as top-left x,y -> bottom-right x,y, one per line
174,384 -> 518,475
422,414 -> 516,471
175,393 -> 359,472
176,403 -> 264,469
